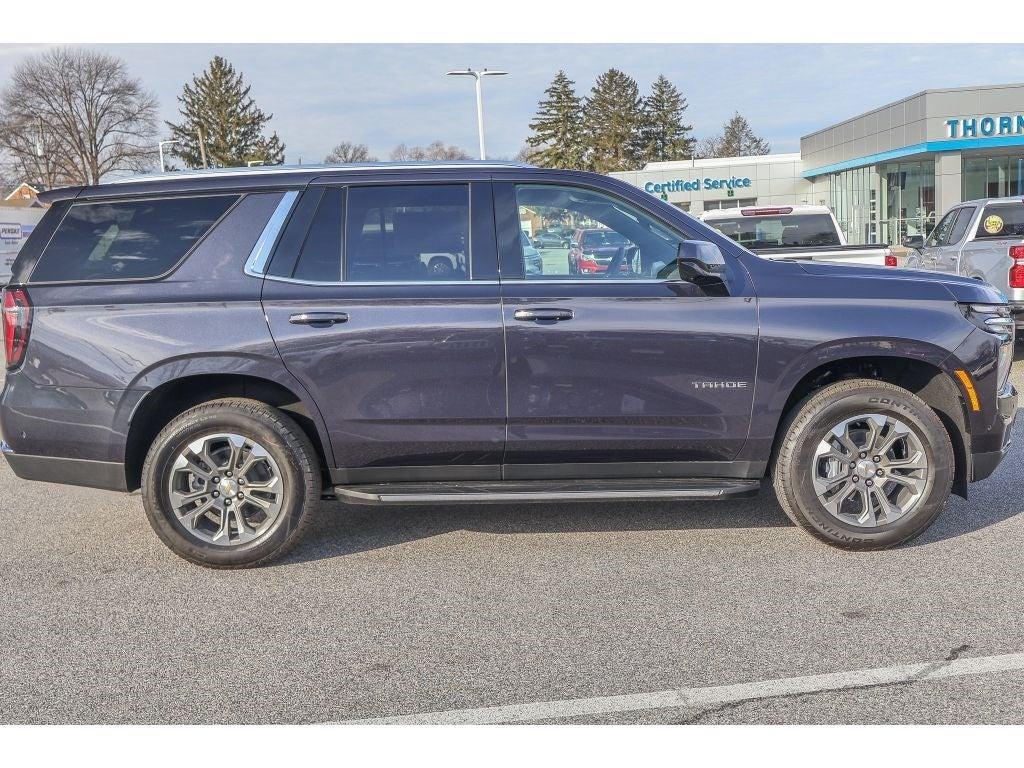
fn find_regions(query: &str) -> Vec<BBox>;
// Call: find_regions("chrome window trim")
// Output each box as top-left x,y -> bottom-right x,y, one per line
499,278 -> 684,285
257,274 -> 689,287
260,274 -> 497,287
244,190 -> 300,277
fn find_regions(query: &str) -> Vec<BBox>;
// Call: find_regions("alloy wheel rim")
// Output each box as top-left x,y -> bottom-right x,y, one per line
167,432 -> 285,546
811,413 -> 929,528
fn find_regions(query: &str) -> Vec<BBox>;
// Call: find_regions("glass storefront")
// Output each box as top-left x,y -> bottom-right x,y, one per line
829,166 -> 879,245
962,155 -> 1024,200
829,161 -> 935,245
879,161 -> 935,246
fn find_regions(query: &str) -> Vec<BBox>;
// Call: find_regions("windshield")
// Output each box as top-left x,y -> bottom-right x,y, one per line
705,213 -> 841,249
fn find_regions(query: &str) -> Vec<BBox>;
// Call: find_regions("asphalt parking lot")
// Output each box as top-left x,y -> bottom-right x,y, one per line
3,358 -> 1024,725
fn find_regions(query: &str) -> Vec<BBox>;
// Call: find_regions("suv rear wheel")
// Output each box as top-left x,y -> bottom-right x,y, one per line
141,398 -> 320,568
773,379 -> 954,550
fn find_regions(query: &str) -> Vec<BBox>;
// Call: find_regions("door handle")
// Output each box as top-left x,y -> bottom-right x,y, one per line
513,308 -> 574,322
288,311 -> 349,326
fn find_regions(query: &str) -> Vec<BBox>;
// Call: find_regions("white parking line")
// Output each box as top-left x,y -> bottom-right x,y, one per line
339,651 -> 1024,724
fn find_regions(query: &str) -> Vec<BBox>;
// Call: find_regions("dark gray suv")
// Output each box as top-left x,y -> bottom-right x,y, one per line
1,162 -> 1017,567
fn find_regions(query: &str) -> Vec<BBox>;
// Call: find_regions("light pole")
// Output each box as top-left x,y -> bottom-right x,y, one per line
444,68 -> 508,160
158,140 -> 179,173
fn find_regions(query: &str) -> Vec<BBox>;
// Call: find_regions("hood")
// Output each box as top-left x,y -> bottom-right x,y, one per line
795,260 -> 1006,304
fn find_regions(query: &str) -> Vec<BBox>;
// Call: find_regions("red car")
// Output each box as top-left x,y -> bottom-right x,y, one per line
568,228 -> 635,275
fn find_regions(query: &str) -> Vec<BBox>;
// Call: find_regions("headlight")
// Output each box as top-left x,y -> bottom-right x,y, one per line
962,303 -> 1014,387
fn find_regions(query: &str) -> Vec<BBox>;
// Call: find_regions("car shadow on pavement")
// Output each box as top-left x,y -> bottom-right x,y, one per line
278,476 -> 1024,563
279,491 -> 792,564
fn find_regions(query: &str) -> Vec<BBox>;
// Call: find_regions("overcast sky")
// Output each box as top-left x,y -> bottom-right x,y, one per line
2,44 -> 1024,168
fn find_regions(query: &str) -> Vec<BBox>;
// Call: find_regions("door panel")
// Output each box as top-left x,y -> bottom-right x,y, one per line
501,282 -> 758,466
263,283 -> 506,472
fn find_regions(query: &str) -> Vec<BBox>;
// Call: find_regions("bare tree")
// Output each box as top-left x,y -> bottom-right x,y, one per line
0,47 -> 158,187
695,113 -> 770,159
390,141 -> 472,161
324,141 -> 377,164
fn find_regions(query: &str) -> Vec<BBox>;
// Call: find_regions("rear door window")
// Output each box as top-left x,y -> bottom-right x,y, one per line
975,203 -> 1024,239
31,194 -> 238,283
344,185 -> 470,282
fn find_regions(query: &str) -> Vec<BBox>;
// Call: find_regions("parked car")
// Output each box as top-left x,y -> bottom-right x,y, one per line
903,197 -> 1024,330
520,230 -> 543,276
532,228 -> 571,249
568,228 -> 636,275
1,163 -> 1016,567
701,204 -> 895,266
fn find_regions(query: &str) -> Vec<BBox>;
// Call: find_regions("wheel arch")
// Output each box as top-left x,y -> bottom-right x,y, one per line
769,353 -> 971,498
122,371 -> 333,492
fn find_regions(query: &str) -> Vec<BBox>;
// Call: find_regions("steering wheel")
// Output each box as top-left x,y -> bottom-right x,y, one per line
604,245 -> 639,278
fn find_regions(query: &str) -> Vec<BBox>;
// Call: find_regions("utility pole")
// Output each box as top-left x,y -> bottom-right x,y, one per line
444,68 -> 508,160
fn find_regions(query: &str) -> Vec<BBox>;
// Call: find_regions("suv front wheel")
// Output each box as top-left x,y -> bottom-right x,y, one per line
773,379 -> 954,550
141,398 -> 321,568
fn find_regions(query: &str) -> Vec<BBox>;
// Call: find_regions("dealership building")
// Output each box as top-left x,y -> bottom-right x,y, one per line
611,82 -> 1024,245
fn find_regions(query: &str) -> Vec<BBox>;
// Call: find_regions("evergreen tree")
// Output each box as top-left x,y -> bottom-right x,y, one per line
525,70 -> 586,169
166,56 -> 285,168
696,112 -> 770,158
584,69 -> 645,173
640,75 -> 694,163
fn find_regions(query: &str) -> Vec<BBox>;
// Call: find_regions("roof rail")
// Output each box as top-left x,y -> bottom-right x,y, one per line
109,160 -> 535,185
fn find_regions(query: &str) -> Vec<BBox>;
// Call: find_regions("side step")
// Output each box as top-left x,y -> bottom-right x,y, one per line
331,478 -> 760,505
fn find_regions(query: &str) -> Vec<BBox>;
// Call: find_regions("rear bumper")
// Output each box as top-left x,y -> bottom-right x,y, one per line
1,441 -> 127,491
971,383 -> 1018,482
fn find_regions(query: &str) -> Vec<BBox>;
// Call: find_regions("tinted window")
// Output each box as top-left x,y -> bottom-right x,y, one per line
975,204 -> 1024,239
292,188 -> 343,282
925,209 -> 958,247
704,214 -> 840,248
948,206 -> 976,245
345,185 -> 469,282
515,184 -> 682,280
32,195 -> 237,282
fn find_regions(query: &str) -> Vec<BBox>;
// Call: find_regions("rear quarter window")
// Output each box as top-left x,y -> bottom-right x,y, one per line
30,194 -> 239,283
975,204 -> 1024,239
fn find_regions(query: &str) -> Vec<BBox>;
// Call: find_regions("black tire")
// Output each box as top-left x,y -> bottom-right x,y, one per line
772,379 -> 953,550
141,398 -> 321,568
427,256 -> 454,276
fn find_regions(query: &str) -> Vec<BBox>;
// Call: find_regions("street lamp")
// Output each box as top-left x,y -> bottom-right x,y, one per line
158,140 -> 179,173
444,68 -> 508,160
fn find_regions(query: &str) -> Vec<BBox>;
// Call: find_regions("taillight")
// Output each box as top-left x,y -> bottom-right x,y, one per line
884,250 -> 897,267
1009,245 -> 1024,288
2,287 -> 32,370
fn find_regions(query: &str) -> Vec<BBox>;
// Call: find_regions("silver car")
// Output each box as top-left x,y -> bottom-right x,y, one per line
905,197 -> 1024,329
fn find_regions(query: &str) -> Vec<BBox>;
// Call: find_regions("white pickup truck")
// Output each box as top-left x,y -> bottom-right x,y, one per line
701,204 -> 895,266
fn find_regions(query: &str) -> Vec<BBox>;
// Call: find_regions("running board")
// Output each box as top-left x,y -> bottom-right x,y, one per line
331,478 -> 760,505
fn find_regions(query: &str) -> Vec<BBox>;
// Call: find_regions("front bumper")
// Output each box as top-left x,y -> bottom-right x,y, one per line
971,382 -> 1018,482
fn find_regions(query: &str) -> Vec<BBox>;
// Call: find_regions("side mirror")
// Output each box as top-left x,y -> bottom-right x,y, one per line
677,239 -> 726,277
902,235 -> 924,250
